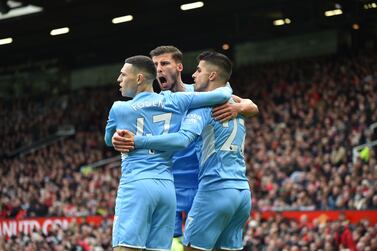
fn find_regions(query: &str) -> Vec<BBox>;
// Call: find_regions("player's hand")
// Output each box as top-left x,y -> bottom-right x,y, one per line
112,130 -> 135,153
231,94 -> 242,103
212,102 -> 238,123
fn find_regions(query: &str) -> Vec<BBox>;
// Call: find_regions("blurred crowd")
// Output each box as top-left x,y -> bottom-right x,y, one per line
243,212 -> 377,251
0,138 -> 118,219
0,87 -> 115,157
0,220 -> 113,251
1,50 -> 377,249
238,52 -> 377,211
1,87 -> 120,219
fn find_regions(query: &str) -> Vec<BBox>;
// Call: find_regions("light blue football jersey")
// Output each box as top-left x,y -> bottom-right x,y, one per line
133,100 -> 249,191
172,83 -> 199,188
181,107 -> 249,191
104,88 -> 231,184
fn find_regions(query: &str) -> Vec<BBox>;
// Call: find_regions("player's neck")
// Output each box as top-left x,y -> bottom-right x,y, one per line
137,84 -> 154,95
171,81 -> 186,92
171,79 -> 186,93
207,81 -> 226,91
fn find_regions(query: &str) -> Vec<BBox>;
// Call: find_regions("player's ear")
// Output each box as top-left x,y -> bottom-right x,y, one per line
137,73 -> 144,85
209,71 -> 217,81
177,63 -> 183,73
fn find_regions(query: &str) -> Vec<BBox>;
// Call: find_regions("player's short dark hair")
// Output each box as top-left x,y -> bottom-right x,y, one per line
125,55 -> 156,81
197,51 -> 232,81
150,46 -> 183,63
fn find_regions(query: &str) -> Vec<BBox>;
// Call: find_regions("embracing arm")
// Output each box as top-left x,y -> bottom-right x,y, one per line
118,108 -> 207,153
104,107 -> 117,146
232,95 -> 259,117
189,86 -> 232,109
134,129 -> 198,151
212,95 -> 258,122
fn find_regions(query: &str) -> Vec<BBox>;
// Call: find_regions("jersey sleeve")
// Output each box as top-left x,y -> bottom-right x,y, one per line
134,129 -> 198,151
171,86 -> 232,112
133,108 -> 210,151
104,102 -> 118,146
189,86 -> 232,109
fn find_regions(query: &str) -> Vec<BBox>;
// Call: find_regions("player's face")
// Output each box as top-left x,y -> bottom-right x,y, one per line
152,53 -> 182,91
117,63 -> 138,98
192,60 -> 211,92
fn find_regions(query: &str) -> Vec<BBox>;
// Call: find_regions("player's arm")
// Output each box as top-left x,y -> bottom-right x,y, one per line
137,109 -> 206,151
212,95 -> 258,122
134,129 -> 198,151
104,105 -> 117,146
120,109 -> 207,152
187,86 -> 232,109
117,129 -> 197,152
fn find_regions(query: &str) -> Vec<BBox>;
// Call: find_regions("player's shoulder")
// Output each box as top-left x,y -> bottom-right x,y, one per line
159,90 -> 175,101
111,100 -> 131,111
184,107 -> 211,125
112,100 -> 129,107
188,106 -> 211,117
159,90 -> 172,96
166,90 -> 195,99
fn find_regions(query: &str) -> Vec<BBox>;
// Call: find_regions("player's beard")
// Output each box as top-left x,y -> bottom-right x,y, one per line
160,72 -> 179,91
194,81 -> 209,92
169,74 -> 179,91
